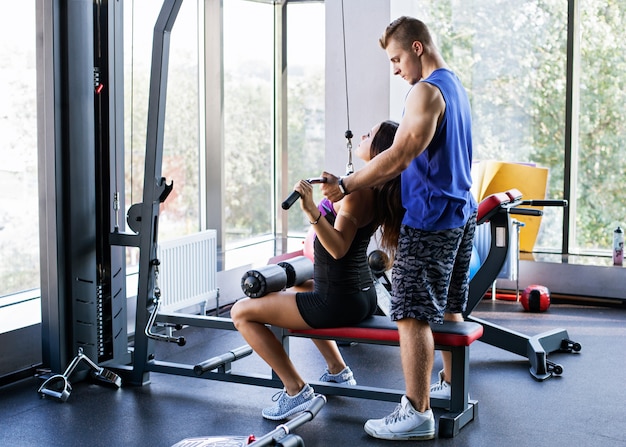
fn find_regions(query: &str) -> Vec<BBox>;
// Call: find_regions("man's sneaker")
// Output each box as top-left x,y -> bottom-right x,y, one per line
261,384 -> 316,420
364,395 -> 435,441
319,366 -> 357,386
430,369 -> 470,405
429,369 -> 451,400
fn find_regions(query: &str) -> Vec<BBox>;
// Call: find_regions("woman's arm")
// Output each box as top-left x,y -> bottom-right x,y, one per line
295,180 -> 374,260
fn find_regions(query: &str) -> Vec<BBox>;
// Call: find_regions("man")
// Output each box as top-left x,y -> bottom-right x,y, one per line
321,16 -> 477,441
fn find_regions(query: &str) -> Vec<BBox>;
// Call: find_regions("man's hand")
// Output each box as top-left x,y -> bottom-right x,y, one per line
320,172 -> 344,202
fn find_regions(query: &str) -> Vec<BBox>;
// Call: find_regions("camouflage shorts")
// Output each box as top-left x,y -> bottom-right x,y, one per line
390,211 -> 477,324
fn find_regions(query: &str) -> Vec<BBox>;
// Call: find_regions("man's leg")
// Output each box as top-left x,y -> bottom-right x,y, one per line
398,317 -> 433,412
364,316 -> 436,440
439,312 -> 464,384
435,211 -> 477,389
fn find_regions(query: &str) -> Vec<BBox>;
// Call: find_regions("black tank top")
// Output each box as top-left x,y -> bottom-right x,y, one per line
313,212 -> 377,297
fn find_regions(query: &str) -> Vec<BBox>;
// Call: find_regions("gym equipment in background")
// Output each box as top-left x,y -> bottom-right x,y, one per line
520,285 -> 551,312
171,395 -> 326,447
463,189 -> 581,380
37,347 -> 121,402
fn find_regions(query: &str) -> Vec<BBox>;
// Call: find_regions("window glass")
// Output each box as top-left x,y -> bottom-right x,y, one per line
392,0 -> 567,253
223,1 -> 274,247
0,2 -> 38,297
161,1 -> 201,239
222,1 -> 325,268
576,1 -> 626,253
124,0 -> 200,250
286,2 -> 326,236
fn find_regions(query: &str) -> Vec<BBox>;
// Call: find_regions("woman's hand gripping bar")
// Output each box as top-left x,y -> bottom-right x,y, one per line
281,177 -> 327,210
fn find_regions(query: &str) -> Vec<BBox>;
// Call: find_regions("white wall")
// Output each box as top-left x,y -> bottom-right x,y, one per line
324,0 -> 392,176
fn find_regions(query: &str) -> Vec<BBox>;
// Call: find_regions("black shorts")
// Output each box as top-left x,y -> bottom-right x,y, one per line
296,287 -> 378,329
390,211 -> 477,324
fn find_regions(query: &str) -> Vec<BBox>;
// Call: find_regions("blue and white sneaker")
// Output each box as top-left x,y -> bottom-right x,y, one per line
319,366 -> 357,386
262,384 -> 316,420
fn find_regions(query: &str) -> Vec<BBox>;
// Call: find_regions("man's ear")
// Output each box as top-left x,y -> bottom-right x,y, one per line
412,41 -> 423,55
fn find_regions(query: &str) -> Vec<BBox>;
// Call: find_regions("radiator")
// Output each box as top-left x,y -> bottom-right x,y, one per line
474,221 -> 518,281
157,229 -> 218,313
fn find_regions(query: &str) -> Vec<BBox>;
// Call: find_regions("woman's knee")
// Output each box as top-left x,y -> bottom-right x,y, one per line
230,299 -> 248,328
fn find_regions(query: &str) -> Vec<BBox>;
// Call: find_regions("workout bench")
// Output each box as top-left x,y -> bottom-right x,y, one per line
464,188 -> 578,380
282,318 -> 482,438
267,251 -> 482,438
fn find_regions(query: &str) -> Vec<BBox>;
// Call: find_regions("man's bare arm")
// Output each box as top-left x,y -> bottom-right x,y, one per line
321,82 -> 444,202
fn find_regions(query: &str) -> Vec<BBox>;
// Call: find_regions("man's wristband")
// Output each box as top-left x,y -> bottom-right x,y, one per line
338,176 -> 349,195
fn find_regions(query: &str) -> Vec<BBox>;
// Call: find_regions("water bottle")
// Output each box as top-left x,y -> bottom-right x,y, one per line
613,226 -> 624,266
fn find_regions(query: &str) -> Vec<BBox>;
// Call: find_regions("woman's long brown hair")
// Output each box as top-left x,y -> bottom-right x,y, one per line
369,120 -> 404,266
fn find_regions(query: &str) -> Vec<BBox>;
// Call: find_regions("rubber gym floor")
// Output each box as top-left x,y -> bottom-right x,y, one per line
2,298 -> 625,447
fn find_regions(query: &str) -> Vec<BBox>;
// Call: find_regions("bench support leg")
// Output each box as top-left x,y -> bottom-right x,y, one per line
277,328 -> 479,438
438,345 -> 477,438
439,400 -> 478,438
468,315 -> 573,381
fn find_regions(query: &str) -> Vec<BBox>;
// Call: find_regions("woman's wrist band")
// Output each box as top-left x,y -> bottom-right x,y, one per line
310,211 -> 322,225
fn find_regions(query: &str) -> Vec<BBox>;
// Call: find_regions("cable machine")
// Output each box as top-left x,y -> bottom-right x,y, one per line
106,0 -> 364,388
103,0 -> 269,388
39,0 -> 129,386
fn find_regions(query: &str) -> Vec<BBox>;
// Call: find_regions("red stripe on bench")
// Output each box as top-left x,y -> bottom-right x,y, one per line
290,318 -> 483,347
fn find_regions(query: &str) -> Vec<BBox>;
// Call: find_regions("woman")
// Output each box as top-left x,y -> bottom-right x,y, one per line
231,120 -> 403,420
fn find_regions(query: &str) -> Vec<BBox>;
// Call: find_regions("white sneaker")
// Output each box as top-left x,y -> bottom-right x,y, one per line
364,395 -> 435,441
429,369 -> 451,400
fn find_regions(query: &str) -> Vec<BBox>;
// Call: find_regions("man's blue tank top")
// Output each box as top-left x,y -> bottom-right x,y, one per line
401,68 -> 477,231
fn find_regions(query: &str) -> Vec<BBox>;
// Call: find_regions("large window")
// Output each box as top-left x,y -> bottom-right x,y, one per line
0,1 -> 39,379
286,2 -> 326,236
394,0 -> 626,258
219,0 -> 326,268
124,0 -> 200,245
576,1 -> 626,253
222,1 -> 325,262
124,0 -> 325,270
0,2 -> 38,299
223,1 -> 275,246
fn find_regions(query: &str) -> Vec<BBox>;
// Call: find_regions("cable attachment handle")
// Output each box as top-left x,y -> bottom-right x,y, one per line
144,258 -> 186,346
345,129 -> 354,175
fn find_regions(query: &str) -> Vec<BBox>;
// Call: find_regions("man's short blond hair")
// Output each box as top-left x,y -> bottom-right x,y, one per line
379,16 -> 433,50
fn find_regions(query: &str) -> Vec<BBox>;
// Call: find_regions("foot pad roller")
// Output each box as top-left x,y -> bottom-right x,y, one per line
241,256 -> 314,298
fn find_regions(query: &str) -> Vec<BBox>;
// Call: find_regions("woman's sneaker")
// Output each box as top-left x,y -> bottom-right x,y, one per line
364,395 -> 435,441
319,366 -> 357,386
261,384 -> 316,420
